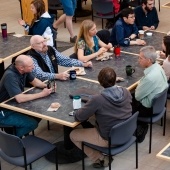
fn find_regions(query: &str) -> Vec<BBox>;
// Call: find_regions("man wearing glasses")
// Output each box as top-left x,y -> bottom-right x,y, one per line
134,0 -> 159,31
28,35 -> 92,81
109,8 -> 146,47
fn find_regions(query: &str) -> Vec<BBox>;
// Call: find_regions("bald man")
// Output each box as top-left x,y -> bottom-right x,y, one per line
0,55 -> 52,137
27,35 -> 92,81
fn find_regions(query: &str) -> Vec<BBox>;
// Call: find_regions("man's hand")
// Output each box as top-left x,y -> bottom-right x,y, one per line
55,72 -> 69,80
83,61 -> 93,68
143,26 -> 150,31
136,39 -> 146,45
150,26 -> 155,30
41,88 -> 52,97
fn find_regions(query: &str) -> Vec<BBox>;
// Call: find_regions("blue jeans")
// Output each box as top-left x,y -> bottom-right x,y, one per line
0,109 -> 38,137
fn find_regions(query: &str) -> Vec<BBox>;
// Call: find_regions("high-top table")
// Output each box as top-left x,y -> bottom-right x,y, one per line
0,79 -> 103,164
78,52 -> 144,91
121,31 -> 166,55
0,34 -> 31,79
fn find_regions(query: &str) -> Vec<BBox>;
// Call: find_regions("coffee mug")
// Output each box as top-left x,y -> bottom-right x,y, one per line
114,45 -> 121,57
126,65 -> 135,76
1,23 -> 7,39
138,30 -> 144,40
69,70 -> 76,80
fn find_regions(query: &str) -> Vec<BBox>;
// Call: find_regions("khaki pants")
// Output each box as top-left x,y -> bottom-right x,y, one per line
70,128 -> 108,162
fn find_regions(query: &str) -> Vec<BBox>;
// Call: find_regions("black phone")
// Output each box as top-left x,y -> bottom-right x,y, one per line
47,80 -> 56,93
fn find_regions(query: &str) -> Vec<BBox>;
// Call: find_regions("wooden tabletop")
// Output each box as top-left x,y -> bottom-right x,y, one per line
0,79 -> 103,128
121,31 -> 166,55
156,142 -> 170,161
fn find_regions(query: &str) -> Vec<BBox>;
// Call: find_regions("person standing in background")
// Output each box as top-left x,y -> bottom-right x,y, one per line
53,0 -> 77,43
18,0 -> 54,46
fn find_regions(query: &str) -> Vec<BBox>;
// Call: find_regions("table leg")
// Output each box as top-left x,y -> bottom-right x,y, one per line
0,62 -> 5,80
45,125 -> 85,164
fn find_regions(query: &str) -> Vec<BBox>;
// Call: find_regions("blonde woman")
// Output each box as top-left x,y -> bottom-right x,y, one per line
74,20 -> 112,62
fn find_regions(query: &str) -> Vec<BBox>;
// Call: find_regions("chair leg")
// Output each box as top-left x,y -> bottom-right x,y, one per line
29,164 -> 32,169
0,159 -> 1,170
109,155 -> 112,170
82,142 -> 85,170
163,110 -> 166,136
136,139 -> 138,169
55,147 -> 58,170
159,0 -> 160,12
149,123 -> 152,154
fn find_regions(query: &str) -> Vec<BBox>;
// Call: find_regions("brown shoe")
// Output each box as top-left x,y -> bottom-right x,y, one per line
93,159 -> 103,168
70,35 -> 77,43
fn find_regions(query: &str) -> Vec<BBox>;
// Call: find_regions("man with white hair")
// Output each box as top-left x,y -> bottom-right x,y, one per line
132,46 -> 168,142
28,35 -> 92,81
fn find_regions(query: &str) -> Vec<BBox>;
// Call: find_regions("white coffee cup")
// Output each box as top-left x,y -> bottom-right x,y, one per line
139,30 -> 144,39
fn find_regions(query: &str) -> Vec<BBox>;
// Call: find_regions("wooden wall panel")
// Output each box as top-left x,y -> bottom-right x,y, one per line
20,0 -> 48,25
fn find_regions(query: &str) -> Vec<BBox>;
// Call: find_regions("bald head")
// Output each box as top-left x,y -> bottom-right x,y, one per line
30,35 -> 43,46
30,35 -> 48,53
15,55 -> 34,74
15,55 -> 32,67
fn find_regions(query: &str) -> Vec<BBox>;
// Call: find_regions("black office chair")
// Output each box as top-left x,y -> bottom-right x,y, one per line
82,112 -> 139,170
96,29 -> 111,44
91,0 -> 117,29
0,131 -> 58,170
138,87 -> 168,154
0,124 -> 16,135
127,0 -> 141,8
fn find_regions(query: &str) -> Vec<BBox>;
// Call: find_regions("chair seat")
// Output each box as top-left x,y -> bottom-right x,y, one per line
138,108 -> 166,123
0,135 -> 56,167
84,136 -> 136,155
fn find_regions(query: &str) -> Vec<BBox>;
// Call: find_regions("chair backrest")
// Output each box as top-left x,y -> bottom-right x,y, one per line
48,0 -> 63,10
92,0 -> 114,15
96,29 -> 110,44
0,130 -> 24,157
109,111 -> 139,146
152,88 -> 168,115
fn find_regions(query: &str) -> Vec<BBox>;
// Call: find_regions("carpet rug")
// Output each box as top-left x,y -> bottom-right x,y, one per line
56,41 -> 74,52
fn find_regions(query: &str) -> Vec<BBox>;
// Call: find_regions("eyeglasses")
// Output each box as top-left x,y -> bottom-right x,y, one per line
34,39 -> 48,45
128,16 -> 135,19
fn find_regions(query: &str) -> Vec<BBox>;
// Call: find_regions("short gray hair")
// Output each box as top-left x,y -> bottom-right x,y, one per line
140,46 -> 157,63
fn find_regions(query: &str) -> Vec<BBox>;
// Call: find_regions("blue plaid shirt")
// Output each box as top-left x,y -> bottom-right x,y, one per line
30,47 -> 83,81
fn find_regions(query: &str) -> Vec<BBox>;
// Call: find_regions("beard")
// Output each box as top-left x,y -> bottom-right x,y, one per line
42,45 -> 48,53
145,6 -> 152,12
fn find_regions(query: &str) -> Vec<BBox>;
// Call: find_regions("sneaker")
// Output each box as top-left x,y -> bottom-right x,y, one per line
102,155 -> 113,167
93,159 -> 103,168
70,35 -> 77,43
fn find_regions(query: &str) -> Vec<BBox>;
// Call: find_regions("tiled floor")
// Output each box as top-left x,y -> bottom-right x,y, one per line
1,0 -> 170,169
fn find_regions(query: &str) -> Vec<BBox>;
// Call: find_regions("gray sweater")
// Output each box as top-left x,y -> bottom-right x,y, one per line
74,86 -> 132,140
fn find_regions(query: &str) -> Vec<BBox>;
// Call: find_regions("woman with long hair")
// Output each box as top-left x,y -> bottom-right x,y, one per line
18,0 -> 54,46
74,20 -> 112,62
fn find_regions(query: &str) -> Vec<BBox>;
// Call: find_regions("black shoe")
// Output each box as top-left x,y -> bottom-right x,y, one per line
70,36 -> 77,43
136,124 -> 148,143
81,121 -> 94,128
